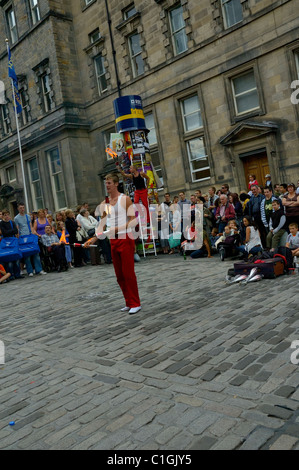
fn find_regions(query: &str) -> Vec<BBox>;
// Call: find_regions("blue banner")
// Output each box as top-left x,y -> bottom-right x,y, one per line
8,46 -> 22,114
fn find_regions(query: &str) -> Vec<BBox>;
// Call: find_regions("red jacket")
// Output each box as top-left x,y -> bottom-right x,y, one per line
215,203 -> 236,222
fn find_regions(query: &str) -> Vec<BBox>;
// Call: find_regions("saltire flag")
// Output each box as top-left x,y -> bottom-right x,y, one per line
8,46 -> 22,114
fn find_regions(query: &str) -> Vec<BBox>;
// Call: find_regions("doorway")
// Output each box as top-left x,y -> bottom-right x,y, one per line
241,150 -> 270,190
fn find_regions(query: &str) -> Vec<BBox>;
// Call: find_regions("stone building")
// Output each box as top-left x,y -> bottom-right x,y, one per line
0,0 -> 298,214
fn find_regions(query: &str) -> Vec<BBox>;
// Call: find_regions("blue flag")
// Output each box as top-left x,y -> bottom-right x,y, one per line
8,46 -> 22,114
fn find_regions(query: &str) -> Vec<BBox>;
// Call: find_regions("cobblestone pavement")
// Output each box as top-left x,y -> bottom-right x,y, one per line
0,254 -> 299,450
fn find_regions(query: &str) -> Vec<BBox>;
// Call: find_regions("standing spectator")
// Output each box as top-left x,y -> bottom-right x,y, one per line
279,183 -> 288,200
178,191 -> 191,234
247,185 -> 266,246
14,202 -> 47,277
248,174 -> 258,193
33,209 -> 53,239
207,187 -> 219,213
266,199 -> 287,250
65,209 -> 85,267
215,194 -> 235,233
264,174 -> 273,191
282,183 -> 299,228
221,184 -> 230,196
228,193 -> 243,226
296,180 -> 299,195
273,184 -> 281,198
260,187 -> 277,234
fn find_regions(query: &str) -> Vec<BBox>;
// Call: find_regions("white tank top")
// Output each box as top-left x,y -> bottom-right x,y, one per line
108,194 -> 130,235
247,226 -> 262,251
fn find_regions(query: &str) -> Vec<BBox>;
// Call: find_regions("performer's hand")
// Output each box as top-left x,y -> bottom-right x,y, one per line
84,237 -> 97,247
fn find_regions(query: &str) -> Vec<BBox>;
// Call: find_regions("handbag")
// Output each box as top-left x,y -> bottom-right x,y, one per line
76,227 -> 88,242
18,215 -> 40,257
87,228 -> 95,237
169,232 -> 181,249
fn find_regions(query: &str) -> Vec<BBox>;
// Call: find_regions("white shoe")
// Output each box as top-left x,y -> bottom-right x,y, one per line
120,307 -> 130,312
129,306 -> 141,315
38,270 -> 47,275
29,273 -> 34,277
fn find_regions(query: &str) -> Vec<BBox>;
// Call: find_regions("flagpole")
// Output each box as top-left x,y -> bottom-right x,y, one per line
5,39 -> 29,212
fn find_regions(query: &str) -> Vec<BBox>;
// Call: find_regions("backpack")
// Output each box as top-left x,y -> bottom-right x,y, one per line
273,246 -> 294,272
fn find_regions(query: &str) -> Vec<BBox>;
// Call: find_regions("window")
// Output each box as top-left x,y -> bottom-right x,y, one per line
181,95 -> 203,132
29,0 -> 41,25
89,29 -> 101,44
124,4 -> 137,20
47,148 -> 67,210
145,113 -> 157,146
94,55 -> 107,94
6,7 -> 18,44
144,113 -> 163,188
231,70 -> 259,115
180,95 -> 210,182
85,0 -> 93,5
1,104 -> 10,135
221,0 -> 243,29
41,73 -> 53,113
169,5 -> 188,56
186,137 -> 210,183
28,157 -> 44,210
19,88 -> 30,126
6,165 -> 16,183
128,33 -> 144,77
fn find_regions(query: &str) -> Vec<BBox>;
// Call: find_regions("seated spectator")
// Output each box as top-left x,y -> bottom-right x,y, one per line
266,199 -> 287,250
41,225 -> 67,272
0,209 -> 24,280
236,216 -> 263,260
189,230 -> 212,259
286,223 -> 299,257
210,227 -> 220,253
0,263 -> 11,284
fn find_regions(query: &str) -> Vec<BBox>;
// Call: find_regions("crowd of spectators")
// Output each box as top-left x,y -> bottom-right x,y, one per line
0,174 -> 299,283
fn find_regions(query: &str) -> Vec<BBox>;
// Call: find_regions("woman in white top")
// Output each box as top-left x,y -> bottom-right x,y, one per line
79,208 -> 98,237
236,216 -> 263,259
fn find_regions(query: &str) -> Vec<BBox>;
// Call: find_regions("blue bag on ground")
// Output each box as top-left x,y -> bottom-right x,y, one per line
0,237 -> 22,262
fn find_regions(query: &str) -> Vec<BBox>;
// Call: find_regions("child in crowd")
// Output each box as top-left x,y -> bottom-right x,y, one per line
0,264 -> 11,284
248,174 -> 258,193
266,198 -> 287,250
209,227 -> 220,252
56,221 -> 74,269
286,223 -> 299,257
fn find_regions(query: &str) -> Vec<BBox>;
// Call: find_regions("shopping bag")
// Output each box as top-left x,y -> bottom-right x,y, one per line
0,237 -> 22,262
18,234 -> 40,257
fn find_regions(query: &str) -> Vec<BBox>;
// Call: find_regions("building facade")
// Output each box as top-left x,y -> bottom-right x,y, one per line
0,0 -> 298,214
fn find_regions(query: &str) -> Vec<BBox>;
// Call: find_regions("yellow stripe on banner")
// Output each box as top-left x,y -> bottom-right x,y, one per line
115,108 -> 145,124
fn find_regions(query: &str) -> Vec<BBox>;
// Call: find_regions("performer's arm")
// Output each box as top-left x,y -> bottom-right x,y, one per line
140,172 -> 150,187
119,168 -> 133,179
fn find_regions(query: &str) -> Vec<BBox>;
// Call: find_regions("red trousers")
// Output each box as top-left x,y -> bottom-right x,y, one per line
110,236 -> 141,308
134,188 -> 150,223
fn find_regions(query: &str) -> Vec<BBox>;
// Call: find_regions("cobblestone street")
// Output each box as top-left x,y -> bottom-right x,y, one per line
0,254 -> 299,450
